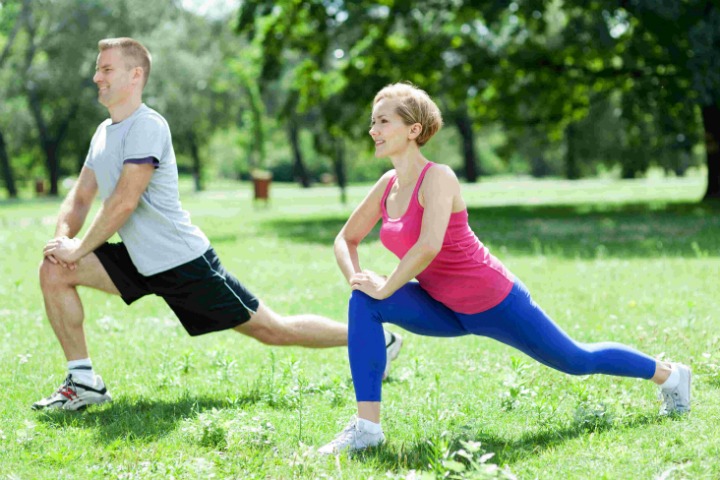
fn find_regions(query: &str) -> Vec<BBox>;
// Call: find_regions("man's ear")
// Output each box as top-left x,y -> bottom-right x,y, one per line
132,66 -> 144,85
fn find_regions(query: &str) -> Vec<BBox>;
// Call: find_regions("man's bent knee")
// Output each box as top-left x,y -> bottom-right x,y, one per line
39,258 -> 73,290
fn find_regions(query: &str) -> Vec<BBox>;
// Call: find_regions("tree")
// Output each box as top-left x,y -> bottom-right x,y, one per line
145,8 -> 243,191
238,0 -> 716,200
237,1 -> 495,184
13,0 -> 122,195
0,0 -> 26,198
493,1 -> 716,195
616,0 -> 720,198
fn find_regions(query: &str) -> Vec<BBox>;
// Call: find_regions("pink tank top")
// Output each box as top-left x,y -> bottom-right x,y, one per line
379,163 -> 514,314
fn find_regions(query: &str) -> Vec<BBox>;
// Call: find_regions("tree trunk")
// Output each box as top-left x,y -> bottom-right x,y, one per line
189,132 -> 203,192
243,82 -> 265,171
45,142 -> 60,196
702,103 -> 720,200
333,136 -> 347,204
26,84 -> 79,196
0,130 -> 18,198
565,123 -> 580,180
453,108 -> 479,182
288,121 -> 310,188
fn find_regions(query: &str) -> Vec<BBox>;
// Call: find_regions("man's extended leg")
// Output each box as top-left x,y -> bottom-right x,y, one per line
234,302 -> 402,375
234,302 -> 348,347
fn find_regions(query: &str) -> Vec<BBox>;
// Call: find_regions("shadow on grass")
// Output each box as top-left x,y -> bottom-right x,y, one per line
361,412 -> 677,472
34,392 -> 264,444
261,201 -> 720,258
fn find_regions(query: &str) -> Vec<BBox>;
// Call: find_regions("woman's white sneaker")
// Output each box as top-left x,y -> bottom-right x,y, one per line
659,363 -> 691,415
318,417 -> 385,455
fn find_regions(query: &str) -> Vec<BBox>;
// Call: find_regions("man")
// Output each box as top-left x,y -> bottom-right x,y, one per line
35,37 -> 402,411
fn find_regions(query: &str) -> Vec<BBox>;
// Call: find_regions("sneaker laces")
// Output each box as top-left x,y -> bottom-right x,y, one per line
326,421 -> 359,450
56,374 -> 79,401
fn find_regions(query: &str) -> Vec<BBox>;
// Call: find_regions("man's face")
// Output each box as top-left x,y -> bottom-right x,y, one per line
92,48 -> 137,109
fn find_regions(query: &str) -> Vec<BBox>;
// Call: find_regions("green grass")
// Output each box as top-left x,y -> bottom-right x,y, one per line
0,174 -> 718,479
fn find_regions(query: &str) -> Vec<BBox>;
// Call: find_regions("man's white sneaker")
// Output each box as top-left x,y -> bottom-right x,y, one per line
383,331 -> 403,380
32,374 -> 112,411
318,417 -> 385,455
659,363 -> 691,415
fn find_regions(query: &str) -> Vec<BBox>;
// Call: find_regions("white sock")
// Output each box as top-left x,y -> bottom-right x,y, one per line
661,365 -> 680,390
67,358 -> 95,385
357,417 -> 382,434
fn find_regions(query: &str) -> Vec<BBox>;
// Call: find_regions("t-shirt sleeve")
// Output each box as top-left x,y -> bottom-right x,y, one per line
84,151 -> 94,171
122,115 -> 168,165
83,124 -> 105,170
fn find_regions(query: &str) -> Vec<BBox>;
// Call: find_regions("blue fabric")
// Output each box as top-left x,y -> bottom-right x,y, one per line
348,279 -> 657,402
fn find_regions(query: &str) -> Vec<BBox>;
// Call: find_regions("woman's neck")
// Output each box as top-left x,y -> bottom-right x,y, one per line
389,150 -> 429,187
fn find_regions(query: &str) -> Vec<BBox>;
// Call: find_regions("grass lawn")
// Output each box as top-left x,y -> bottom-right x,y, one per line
0,174 -> 718,479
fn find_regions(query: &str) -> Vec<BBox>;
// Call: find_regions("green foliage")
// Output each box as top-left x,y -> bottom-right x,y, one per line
236,0 -> 716,186
1,0 -> 718,196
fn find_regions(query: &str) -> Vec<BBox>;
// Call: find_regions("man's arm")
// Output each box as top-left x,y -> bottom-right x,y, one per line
54,167 -> 99,238
44,162 -> 155,264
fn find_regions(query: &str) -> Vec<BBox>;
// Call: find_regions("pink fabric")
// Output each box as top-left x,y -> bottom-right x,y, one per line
379,163 -> 514,314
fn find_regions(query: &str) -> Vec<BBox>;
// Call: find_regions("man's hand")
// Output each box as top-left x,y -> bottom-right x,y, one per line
43,236 -> 82,269
349,270 -> 390,300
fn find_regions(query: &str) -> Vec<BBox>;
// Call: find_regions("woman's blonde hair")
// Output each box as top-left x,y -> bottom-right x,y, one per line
98,37 -> 152,87
373,83 -> 443,146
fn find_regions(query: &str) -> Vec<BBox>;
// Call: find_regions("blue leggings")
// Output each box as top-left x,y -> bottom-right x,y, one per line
348,280 -> 657,402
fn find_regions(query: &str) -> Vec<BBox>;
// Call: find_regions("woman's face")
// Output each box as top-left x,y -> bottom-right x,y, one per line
369,98 -> 415,158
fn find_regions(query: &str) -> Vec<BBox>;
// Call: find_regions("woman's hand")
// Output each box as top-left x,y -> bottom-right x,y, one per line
350,270 -> 390,300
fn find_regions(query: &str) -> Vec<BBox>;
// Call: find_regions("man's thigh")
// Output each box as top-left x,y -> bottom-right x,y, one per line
75,253 -> 121,295
42,253 -> 120,296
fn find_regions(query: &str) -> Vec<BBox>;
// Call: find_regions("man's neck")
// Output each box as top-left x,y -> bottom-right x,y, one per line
109,97 -> 143,124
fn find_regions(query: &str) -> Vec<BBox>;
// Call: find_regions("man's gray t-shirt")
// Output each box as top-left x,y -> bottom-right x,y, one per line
84,104 -> 210,276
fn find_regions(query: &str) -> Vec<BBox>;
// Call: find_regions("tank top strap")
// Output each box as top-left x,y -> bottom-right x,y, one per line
380,172 -> 397,218
411,162 -> 435,208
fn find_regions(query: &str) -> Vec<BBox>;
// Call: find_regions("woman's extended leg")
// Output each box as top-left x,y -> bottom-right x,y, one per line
458,280 -> 658,378
458,280 -> 690,414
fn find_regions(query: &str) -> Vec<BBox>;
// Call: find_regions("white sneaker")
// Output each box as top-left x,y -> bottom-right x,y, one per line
659,363 -> 691,415
32,374 -> 112,411
318,417 -> 385,455
383,331 -> 403,380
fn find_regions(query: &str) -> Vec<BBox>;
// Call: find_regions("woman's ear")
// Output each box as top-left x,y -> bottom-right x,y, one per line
408,123 -> 423,141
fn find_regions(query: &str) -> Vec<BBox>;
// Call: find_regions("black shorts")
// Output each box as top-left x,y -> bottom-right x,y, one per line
94,243 -> 259,336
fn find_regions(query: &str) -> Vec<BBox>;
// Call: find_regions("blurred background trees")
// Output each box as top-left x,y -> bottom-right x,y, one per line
0,0 -> 717,200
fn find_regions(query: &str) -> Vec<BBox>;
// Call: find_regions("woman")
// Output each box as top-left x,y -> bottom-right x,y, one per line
318,83 -> 691,455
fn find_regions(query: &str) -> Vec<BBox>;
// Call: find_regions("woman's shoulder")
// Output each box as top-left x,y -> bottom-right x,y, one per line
425,163 -> 459,185
365,169 -> 397,198
380,169 -> 397,180
377,169 -> 397,187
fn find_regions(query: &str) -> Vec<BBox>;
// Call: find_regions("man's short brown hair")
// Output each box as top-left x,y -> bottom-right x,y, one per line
98,37 -> 152,87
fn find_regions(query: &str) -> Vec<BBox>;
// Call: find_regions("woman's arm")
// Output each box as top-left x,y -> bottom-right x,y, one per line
351,165 -> 460,299
334,171 -> 395,284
